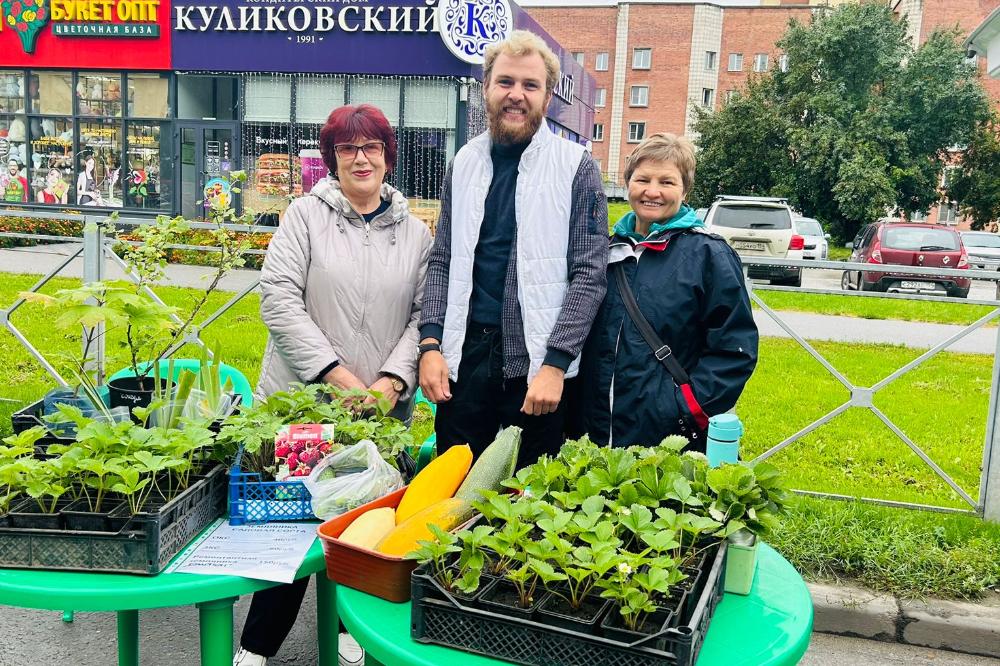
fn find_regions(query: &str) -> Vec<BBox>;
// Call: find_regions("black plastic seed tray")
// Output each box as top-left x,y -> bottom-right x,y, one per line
411,540 -> 727,666
0,464 -> 228,575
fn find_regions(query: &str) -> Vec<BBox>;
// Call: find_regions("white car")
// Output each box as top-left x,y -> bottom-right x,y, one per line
705,195 -> 803,287
959,231 -> 1000,271
793,217 -> 829,260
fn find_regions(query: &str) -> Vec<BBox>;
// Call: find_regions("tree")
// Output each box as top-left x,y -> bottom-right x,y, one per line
947,115 -> 1000,231
690,1 -> 989,240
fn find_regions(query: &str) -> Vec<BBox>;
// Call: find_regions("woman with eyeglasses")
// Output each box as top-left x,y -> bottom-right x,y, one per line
235,104 -> 432,666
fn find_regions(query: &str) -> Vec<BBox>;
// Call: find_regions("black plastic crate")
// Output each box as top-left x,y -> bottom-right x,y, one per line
0,465 -> 228,575
12,393 -> 241,440
411,541 -> 727,666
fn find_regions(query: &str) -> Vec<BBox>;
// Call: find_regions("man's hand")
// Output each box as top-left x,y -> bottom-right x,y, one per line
323,365 -> 367,392
419,340 -> 452,403
365,376 -> 400,410
521,365 -> 565,416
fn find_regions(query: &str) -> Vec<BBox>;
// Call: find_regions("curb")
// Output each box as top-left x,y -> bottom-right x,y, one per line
808,582 -> 1000,659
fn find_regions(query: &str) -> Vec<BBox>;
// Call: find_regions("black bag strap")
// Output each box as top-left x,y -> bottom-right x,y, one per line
613,261 -> 692,387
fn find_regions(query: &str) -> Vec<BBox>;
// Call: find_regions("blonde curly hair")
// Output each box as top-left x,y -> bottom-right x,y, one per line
483,30 -> 561,94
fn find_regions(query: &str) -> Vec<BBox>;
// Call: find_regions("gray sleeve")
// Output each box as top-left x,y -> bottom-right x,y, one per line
258,203 -> 339,382
543,153 -> 610,369
418,161 -> 454,342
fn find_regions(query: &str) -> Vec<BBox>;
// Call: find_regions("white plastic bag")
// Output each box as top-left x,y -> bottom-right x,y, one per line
303,440 -> 403,520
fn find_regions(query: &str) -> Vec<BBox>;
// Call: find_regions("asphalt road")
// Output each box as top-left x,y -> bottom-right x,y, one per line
1,587 -> 997,666
762,265 -> 1000,301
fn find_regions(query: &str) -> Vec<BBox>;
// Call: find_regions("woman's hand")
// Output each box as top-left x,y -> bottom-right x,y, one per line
365,376 -> 400,410
323,365 -> 367,392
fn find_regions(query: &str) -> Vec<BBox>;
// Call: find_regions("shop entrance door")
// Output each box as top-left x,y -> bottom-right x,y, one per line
176,122 -> 239,219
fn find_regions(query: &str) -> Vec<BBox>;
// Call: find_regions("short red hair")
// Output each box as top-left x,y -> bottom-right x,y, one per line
319,104 -> 397,177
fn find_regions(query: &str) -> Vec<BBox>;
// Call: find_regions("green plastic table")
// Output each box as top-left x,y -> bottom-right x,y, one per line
0,539 -> 334,666
335,543 -> 813,666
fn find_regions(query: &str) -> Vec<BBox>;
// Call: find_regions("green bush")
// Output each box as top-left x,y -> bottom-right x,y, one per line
0,216 -> 83,249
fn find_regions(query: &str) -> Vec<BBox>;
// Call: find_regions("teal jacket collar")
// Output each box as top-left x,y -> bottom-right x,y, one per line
613,205 -> 704,242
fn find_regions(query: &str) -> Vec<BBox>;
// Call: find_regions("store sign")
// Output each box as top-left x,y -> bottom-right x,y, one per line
0,0 -> 170,67
553,72 -> 573,104
436,0 -> 512,65
171,0 -> 479,76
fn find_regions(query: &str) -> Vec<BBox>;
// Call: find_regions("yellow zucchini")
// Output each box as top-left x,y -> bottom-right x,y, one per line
338,507 -> 396,550
395,444 -> 472,524
375,498 -> 475,557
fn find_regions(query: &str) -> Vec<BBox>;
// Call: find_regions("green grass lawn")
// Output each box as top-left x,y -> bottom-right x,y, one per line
1,274 -> 998,599
754,291 -> 998,327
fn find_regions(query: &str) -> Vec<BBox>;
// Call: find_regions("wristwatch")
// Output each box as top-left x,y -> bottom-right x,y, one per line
382,373 -> 406,393
417,341 -> 441,358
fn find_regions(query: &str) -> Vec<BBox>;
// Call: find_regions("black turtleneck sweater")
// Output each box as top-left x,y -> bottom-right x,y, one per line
469,140 -> 529,327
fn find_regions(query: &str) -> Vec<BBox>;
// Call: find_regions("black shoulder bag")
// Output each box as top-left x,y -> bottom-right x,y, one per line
612,261 -> 707,442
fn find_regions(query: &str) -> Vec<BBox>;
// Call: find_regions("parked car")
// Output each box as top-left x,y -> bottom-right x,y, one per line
793,217 -> 829,260
705,195 -> 804,287
841,222 -> 970,298
959,231 -> 1000,271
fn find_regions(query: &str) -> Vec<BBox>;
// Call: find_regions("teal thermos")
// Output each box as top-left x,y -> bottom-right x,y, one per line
706,414 -> 743,468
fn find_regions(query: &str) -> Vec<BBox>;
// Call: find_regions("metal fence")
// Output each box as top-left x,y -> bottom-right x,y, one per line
1,212 -> 999,522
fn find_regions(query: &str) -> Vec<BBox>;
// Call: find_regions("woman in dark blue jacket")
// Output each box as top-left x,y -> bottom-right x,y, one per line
573,133 -> 758,451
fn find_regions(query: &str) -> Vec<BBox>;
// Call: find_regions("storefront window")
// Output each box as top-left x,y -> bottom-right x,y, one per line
77,73 -> 123,118
403,80 -> 457,129
243,122 -> 292,219
30,117 -> 74,205
349,78 -> 400,126
245,76 -> 292,123
31,72 -> 73,115
79,120 -> 123,207
0,73 -> 24,113
296,77 -> 344,124
292,125 -> 325,197
126,122 -> 171,210
0,116 -> 28,171
128,74 -> 169,119
1,147 -> 29,203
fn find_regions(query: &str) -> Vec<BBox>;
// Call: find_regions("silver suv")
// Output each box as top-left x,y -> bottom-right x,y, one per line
704,195 -> 804,287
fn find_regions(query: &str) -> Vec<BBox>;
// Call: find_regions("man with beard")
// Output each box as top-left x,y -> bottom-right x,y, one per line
419,30 -> 608,467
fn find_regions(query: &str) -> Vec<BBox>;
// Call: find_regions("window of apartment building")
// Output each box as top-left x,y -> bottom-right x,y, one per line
593,123 -> 604,141
628,122 -> 646,143
779,54 -> 790,73
632,48 -> 652,70
939,201 -> 959,225
728,53 -> 744,72
725,90 -> 739,104
629,85 -> 649,107
754,53 -> 769,73
941,166 -> 958,189
595,88 -> 607,107
705,51 -> 717,71
595,52 -> 609,71
594,158 -> 603,172
702,88 -> 715,107
573,52 -> 585,66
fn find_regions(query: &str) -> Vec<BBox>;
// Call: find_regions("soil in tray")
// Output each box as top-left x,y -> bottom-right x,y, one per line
537,592 -> 610,634
8,498 -> 74,529
600,607 -> 673,650
479,580 -> 541,619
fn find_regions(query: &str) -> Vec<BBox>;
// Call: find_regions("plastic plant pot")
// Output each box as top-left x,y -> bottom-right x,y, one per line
107,376 -> 168,415
8,497 -> 71,530
61,498 -> 117,532
724,532 -> 759,595
536,588 -> 611,634
479,579 -> 544,620
599,607 -> 674,650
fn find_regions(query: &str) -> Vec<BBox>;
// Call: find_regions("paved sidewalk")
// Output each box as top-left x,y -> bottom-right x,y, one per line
2,244 -> 997,354
810,581 -> 1000,660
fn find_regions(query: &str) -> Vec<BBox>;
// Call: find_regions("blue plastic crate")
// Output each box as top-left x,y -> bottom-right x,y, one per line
228,447 -> 315,525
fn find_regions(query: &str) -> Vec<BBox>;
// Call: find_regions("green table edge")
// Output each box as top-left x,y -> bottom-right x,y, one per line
336,542 -> 813,666
0,533 -> 326,612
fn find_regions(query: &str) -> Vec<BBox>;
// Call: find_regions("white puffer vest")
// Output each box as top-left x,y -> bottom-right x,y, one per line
443,122 -> 586,381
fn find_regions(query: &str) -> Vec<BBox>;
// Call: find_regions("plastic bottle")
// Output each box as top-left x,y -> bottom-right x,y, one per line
706,413 -> 743,468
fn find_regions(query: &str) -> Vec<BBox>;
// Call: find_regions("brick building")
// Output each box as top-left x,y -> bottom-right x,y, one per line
526,0 -> 1000,227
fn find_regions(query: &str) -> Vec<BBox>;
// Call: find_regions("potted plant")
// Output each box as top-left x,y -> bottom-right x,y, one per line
21,173 -> 255,416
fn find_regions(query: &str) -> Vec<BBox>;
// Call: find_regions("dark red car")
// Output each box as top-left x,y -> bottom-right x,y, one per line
841,221 -> 970,298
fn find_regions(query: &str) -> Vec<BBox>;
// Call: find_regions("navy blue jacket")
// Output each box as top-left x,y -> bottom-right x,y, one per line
571,228 -> 758,450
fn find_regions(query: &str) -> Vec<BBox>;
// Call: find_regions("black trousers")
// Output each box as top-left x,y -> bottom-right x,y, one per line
240,578 -> 346,657
435,325 -> 570,470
